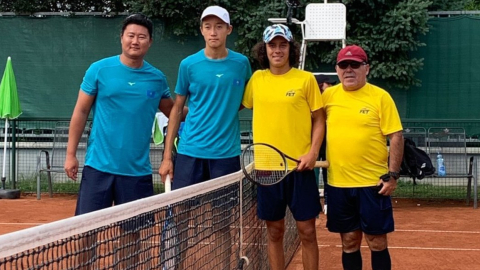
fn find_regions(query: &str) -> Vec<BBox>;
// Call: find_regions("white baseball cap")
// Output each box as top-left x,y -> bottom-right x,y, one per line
201,6 -> 230,25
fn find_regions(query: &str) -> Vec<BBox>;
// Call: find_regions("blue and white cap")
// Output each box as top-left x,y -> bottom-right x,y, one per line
263,24 -> 294,43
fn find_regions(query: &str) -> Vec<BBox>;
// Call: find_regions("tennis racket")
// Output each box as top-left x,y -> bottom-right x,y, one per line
161,175 -> 180,270
241,143 -> 329,186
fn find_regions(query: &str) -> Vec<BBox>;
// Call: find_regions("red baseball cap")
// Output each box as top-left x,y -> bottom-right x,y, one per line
337,45 -> 368,64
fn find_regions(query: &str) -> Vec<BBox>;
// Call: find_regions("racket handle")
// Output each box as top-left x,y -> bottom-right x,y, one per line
314,160 -> 329,168
165,175 -> 172,193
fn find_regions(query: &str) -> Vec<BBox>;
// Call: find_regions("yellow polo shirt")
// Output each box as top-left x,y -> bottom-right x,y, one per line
242,68 -> 323,169
322,83 -> 402,187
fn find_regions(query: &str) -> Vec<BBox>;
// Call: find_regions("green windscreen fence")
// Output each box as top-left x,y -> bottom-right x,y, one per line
1,15 -> 479,120
407,15 -> 480,119
0,16 -> 207,119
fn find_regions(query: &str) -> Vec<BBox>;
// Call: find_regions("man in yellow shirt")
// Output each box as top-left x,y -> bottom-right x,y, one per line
242,24 -> 325,270
322,45 -> 404,270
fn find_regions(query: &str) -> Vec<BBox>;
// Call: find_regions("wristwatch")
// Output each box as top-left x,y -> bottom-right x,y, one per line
380,171 -> 400,182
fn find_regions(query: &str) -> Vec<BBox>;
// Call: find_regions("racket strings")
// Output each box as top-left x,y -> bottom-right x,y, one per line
243,144 -> 289,185
251,169 -> 286,185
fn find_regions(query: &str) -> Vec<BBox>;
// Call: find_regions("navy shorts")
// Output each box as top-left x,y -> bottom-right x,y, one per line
257,170 -> 321,222
75,166 -> 154,215
326,185 -> 394,235
172,154 -> 240,210
172,154 -> 240,189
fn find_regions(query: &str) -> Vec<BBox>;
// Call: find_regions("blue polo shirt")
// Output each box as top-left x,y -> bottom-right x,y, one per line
81,55 -> 171,176
175,49 -> 252,158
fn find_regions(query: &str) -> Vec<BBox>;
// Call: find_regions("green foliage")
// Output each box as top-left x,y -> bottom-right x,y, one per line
342,0 -> 431,89
0,0 -> 125,13
123,0 -> 287,67
464,0 -> 480,10
429,0 -> 469,11
0,0 -> 434,89
428,0 -> 480,11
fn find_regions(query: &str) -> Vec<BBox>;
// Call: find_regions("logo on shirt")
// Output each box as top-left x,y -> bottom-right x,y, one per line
128,82 -> 136,86
216,74 -> 224,78
233,79 -> 243,86
359,107 -> 370,114
286,90 -> 296,97
146,90 -> 157,99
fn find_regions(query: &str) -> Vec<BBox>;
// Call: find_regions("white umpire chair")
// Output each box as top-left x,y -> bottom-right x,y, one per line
268,1 -> 347,74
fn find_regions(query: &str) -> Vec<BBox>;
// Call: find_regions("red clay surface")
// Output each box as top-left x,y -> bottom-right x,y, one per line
1,195 -> 479,270
0,193 -> 77,235
288,199 -> 480,270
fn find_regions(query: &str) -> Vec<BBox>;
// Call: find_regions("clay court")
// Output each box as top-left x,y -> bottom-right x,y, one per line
0,195 -> 479,270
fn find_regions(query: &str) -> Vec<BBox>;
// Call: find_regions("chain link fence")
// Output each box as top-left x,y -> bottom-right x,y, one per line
1,118 -> 479,206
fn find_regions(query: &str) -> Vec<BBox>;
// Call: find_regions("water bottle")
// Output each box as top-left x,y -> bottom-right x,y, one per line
437,153 -> 446,176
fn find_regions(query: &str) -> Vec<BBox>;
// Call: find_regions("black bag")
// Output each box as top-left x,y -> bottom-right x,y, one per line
400,138 -> 435,182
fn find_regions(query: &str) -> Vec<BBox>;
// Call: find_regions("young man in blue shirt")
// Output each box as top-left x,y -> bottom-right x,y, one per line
159,6 -> 251,189
159,6 -> 252,269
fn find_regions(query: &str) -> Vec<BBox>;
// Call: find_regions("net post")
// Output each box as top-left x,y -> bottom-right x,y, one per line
238,170 -> 245,263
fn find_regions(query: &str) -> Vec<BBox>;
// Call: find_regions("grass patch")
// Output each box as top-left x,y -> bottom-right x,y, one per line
394,179 -> 474,200
15,173 -> 166,194
14,175 -> 474,202
16,174 -> 80,194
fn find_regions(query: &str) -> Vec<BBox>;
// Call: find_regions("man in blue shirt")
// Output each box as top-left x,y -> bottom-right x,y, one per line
159,6 -> 252,269
65,14 -> 183,214
64,14 -> 188,269
159,6 -> 251,187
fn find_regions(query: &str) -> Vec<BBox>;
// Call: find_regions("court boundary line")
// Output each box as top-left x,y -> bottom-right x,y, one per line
396,229 -> 480,234
319,245 -> 480,251
3,223 -> 480,234
0,223 -> 46,226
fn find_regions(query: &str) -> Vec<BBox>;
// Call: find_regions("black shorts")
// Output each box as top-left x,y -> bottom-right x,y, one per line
75,166 -> 155,232
326,185 -> 394,235
173,154 -> 240,210
257,170 -> 321,221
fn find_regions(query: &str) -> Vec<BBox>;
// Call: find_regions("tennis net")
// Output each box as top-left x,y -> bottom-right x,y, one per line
0,168 -> 300,270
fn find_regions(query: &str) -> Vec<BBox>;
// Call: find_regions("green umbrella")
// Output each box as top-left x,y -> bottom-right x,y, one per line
0,56 -> 22,198
0,57 -> 22,119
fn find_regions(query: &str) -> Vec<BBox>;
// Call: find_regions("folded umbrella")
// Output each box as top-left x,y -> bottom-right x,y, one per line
0,56 -> 22,199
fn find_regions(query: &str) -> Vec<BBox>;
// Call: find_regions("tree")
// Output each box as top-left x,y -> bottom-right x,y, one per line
429,0 -> 468,11
2,0 -> 462,89
124,0 -> 434,89
0,0 -> 126,13
340,0 -> 431,89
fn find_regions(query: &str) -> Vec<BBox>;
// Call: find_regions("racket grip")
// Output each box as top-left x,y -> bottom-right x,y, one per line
165,175 -> 172,193
314,160 -> 329,168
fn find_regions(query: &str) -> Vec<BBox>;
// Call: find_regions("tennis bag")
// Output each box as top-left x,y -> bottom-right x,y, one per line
400,138 -> 435,180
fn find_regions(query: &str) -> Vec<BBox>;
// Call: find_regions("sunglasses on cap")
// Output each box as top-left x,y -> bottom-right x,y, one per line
337,61 -> 367,69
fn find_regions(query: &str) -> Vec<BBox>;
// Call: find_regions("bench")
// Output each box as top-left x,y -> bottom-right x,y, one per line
402,127 -> 477,208
36,121 -> 91,200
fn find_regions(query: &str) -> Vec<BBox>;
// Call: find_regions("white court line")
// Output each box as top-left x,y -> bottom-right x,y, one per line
3,224 -> 480,234
318,245 -> 480,251
396,229 -> 480,234
0,223 -> 45,226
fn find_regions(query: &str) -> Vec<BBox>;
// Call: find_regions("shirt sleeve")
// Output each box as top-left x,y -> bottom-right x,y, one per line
306,73 -> 323,112
242,71 -> 257,109
159,73 -> 171,99
174,60 -> 189,96
245,58 -> 253,82
380,92 -> 403,135
80,63 -> 99,96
